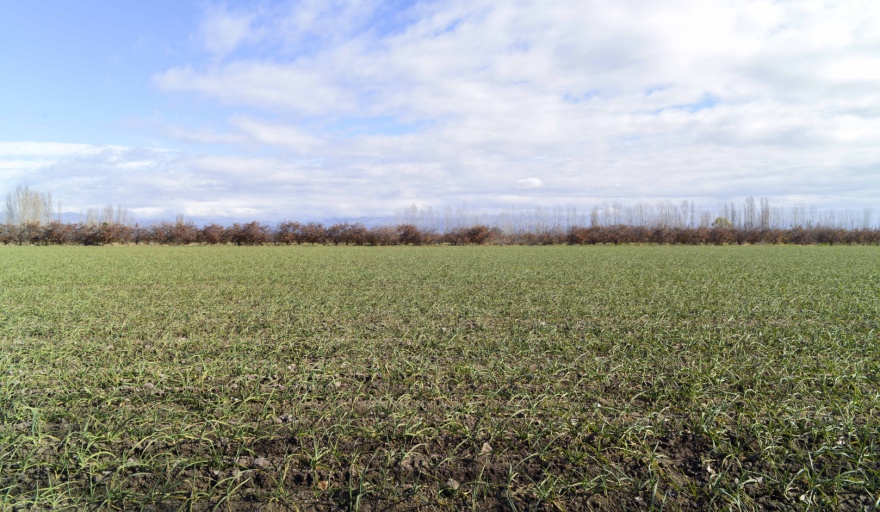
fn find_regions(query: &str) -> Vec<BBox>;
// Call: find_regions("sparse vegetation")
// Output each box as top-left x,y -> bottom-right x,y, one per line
3,220 -> 880,247
2,245 -> 878,510
3,189 -> 880,246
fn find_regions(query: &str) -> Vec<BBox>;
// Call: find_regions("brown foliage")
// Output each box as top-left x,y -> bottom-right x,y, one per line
2,217 -> 879,247
328,223 -> 368,245
41,221 -> 75,245
444,225 -> 495,245
143,220 -> 199,245
707,227 -> 737,245
274,221 -> 302,245
397,224 -> 425,245
227,222 -> 271,246
170,220 -> 200,245
298,223 -> 328,244
200,224 -> 226,245
73,223 -> 123,246
366,226 -> 398,246
0,224 -> 15,245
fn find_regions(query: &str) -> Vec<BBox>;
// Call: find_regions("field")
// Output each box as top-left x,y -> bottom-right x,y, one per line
1,245 -> 878,511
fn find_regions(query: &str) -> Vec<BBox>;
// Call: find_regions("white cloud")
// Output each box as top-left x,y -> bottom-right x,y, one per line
155,61 -> 357,115
199,5 -> 258,56
0,141 -> 115,157
231,117 -> 325,153
14,1 -> 880,222
517,178 -> 542,189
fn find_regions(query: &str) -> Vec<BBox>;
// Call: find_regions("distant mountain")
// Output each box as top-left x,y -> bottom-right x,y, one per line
51,212 -> 399,228
319,216 -> 396,228
59,212 -> 84,224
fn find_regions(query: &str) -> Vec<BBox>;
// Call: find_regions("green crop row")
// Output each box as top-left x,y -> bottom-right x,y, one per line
1,245 -> 878,510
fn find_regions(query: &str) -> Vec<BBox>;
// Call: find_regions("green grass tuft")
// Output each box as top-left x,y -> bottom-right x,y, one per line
1,245 -> 878,510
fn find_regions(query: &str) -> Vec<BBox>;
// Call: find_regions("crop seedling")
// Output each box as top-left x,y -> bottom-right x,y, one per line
0,245 -> 878,510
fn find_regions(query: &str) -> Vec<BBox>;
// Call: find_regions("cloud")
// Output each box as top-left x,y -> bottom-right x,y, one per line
199,5 -> 258,56
0,143 -> 184,218
231,117 -> 325,153
155,61 -> 358,115
517,178 -> 542,189
0,141 -> 116,158
15,1 -> 880,223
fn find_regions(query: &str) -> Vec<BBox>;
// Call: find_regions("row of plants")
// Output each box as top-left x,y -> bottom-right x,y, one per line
3,246 -> 878,509
2,220 -> 880,246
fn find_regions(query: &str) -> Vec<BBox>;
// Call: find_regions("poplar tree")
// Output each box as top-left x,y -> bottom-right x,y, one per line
4,185 -> 55,226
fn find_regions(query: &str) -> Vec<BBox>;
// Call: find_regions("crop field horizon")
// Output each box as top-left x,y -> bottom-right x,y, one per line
1,245 -> 878,510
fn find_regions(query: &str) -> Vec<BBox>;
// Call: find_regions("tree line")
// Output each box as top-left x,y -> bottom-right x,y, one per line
3,185 -> 879,246
3,218 -> 880,246
396,199 -> 877,233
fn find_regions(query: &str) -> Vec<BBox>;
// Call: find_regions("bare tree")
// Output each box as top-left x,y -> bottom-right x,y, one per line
759,197 -> 771,230
4,185 -> 55,226
744,196 -> 756,230
84,203 -> 130,226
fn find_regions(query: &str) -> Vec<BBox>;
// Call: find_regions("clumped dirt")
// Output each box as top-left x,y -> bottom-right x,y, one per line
5,373 -> 878,511
5,414 -> 874,512
4,247 -> 880,510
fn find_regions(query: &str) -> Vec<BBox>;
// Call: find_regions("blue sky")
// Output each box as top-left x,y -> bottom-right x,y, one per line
2,0 -> 880,223
2,2 -> 195,143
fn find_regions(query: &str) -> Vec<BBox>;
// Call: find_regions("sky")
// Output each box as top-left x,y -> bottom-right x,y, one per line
2,0 -> 879,224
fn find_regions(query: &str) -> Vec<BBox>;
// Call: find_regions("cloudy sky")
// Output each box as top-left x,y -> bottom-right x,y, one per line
2,1 -> 879,223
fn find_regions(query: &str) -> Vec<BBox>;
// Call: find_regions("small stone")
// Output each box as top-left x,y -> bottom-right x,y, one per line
480,442 -> 493,455
143,382 -> 155,390
446,478 -> 460,491
252,457 -> 271,469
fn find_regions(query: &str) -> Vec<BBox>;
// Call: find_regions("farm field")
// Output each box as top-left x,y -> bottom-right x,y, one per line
1,245 -> 878,511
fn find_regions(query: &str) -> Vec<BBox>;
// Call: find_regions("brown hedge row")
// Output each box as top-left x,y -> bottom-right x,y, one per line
2,220 -> 879,246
